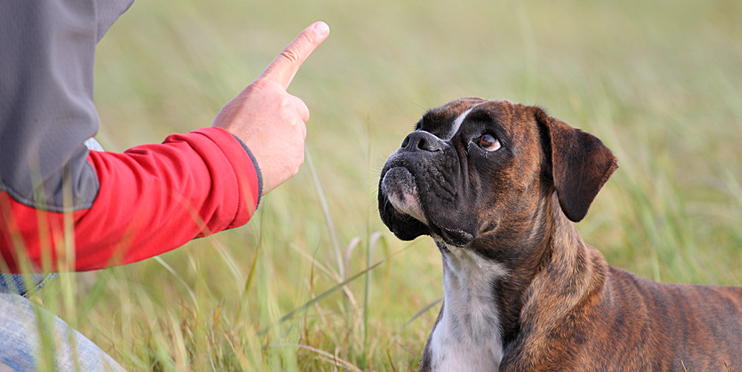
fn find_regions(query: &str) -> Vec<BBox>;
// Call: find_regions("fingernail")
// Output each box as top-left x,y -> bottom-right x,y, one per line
313,21 -> 330,37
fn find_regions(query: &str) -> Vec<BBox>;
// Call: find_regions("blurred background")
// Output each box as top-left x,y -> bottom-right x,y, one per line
34,0 -> 742,370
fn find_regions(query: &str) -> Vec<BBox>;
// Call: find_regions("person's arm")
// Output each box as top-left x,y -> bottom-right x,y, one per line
0,0 -> 328,272
1,128 -> 261,271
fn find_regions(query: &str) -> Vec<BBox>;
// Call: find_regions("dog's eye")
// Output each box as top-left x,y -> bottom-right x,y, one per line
478,134 -> 501,151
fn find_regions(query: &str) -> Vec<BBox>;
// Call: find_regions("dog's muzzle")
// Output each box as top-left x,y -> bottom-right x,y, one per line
380,166 -> 428,225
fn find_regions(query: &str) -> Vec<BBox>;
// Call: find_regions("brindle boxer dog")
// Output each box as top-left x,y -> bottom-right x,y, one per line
378,98 -> 742,371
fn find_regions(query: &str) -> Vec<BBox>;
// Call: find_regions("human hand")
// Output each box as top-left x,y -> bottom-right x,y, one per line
213,21 -> 330,195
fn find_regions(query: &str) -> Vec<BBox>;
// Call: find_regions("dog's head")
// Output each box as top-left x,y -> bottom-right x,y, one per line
378,98 -> 617,248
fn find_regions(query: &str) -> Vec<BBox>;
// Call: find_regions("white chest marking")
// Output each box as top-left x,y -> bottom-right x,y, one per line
444,108 -> 473,140
429,242 -> 507,372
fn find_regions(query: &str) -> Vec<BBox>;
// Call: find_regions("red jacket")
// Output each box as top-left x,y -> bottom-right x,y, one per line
0,128 -> 261,272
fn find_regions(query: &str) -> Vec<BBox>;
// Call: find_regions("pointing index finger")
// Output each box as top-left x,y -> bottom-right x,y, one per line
258,21 -> 330,90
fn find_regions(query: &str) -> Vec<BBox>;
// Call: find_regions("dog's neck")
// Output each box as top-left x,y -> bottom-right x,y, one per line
427,193 -> 607,370
428,240 -> 508,371
501,195 -> 610,367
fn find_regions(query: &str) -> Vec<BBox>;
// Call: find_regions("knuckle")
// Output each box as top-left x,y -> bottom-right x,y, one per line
250,78 -> 269,89
287,164 -> 299,178
297,154 -> 305,169
279,49 -> 301,65
247,78 -> 272,93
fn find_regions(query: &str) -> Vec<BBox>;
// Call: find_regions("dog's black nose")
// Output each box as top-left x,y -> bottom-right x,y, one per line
401,131 -> 444,152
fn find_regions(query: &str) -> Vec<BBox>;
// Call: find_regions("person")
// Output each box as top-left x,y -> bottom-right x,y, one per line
0,0 -> 330,370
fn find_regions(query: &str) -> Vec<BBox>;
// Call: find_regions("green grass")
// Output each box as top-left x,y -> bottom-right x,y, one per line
28,0 -> 742,370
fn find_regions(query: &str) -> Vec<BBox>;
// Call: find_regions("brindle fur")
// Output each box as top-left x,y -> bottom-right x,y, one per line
378,98 -> 742,372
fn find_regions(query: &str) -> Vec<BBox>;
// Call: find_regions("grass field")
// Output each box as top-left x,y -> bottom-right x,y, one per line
31,0 -> 742,370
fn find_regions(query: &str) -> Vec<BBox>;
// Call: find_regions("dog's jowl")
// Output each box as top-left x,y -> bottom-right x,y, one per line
378,98 -> 742,372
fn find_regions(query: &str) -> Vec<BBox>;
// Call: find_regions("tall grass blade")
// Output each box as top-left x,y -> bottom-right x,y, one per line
392,297 -> 443,345
154,256 -> 198,309
258,243 -> 413,336
305,148 -> 344,280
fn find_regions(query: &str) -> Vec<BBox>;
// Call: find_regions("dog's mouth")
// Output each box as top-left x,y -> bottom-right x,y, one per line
381,167 -> 428,225
380,166 -> 476,247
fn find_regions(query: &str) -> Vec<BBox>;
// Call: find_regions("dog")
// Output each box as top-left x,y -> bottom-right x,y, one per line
378,98 -> 742,371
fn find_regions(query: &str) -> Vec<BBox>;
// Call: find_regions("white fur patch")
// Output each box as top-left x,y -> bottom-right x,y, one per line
429,241 -> 506,371
445,108 -> 473,140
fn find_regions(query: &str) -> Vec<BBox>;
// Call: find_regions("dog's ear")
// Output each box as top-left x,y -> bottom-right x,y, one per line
532,107 -> 618,222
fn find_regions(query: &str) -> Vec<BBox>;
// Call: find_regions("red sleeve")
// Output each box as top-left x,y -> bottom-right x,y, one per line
0,127 -> 261,272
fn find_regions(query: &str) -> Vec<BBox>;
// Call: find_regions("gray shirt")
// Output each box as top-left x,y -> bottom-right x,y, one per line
0,0 -> 134,212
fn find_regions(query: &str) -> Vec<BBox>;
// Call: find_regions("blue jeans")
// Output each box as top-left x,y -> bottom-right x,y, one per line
0,291 -> 125,372
0,138 -> 125,371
